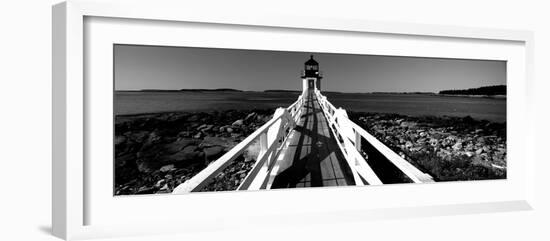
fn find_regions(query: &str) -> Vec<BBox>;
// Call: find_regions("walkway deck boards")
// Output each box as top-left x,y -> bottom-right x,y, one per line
269,91 -> 355,188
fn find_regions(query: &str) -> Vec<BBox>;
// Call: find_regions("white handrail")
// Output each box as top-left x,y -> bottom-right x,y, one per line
172,93 -> 303,194
313,89 -> 433,184
237,108 -> 297,190
313,90 -> 382,185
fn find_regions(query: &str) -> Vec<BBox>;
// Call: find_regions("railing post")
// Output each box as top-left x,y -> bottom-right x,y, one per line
355,131 -> 362,151
260,131 -> 272,167
259,132 -> 268,156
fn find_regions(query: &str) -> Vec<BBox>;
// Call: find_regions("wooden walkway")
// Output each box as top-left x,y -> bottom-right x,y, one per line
266,91 -> 356,188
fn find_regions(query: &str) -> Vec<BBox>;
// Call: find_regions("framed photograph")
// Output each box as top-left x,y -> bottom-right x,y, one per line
53,0 -> 535,240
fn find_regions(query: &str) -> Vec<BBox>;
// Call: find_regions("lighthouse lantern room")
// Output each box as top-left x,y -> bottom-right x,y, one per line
301,55 -> 322,92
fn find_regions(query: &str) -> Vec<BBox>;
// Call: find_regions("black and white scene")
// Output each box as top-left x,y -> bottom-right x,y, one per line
114,45 -> 506,195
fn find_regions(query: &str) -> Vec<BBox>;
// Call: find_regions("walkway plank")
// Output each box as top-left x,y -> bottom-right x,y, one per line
268,91 -> 355,189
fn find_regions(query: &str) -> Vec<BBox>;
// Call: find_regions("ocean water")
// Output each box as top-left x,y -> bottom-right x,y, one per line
115,91 -> 506,123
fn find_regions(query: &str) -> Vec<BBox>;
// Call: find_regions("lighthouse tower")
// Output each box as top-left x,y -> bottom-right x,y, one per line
301,55 -> 322,93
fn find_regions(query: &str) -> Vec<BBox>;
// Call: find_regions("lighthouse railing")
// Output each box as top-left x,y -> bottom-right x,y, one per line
313,89 -> 434,184
172,93 -> 304,194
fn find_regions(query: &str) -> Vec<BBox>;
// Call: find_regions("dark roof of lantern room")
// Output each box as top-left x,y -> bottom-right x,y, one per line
305,55 -> 318,65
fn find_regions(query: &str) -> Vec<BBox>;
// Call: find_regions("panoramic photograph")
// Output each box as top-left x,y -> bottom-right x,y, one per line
113,45 -> 506,195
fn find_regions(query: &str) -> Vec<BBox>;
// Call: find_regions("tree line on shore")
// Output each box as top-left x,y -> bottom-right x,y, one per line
439,85 -> 506,96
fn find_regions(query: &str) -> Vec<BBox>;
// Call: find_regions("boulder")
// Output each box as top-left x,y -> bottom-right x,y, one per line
164,138 -> 197,154
128,131 -> 149,143
400,121 -> 416,128
141,131 -> 163,150
475,148 -> 484,155
137,144 -> 166,158
204,146 -> 224,159
167,145 -> 203,163
232,119 -> 244,126
136,159 -> 159,173
453,142 -> 462,151
200,136 -> 238,149
159,164 -> 175,172
197,124 -> 208,131
244,112 -> 257,123
154,179 -> 166,188
201,125 -> 214,132
136,186 -> 156,194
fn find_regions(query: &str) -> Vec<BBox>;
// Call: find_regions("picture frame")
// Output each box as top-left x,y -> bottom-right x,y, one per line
52,0 -> 535,240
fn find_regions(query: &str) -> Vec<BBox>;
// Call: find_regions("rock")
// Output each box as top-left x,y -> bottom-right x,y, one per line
226,127 -> 234,133
201,125 -> 214,132
476,137 -> 486,144
471,156 -> 484,165
154,179 -> 166,188
187,114 -> 200,122
462,116 -> 474,123
183,145 -> 198,153
464,143 -> 474,151
128,131 -> 149,143
475,148 -> 484,155
136,186 -> 156,194
141,131 -> 163,150
204,146 -> 224,159
159,164 -> 175,172
159,184 -> 170,192
193,132 -> 202,139
136,159 -> 158,173
197,124 -> 208,131
164,138 -> 197,154
178,131 -> 192,138
452,142 -> 463,150
232,119 -> 244,126
201,136 -> 237,148
465,151 -> 474,157
115,136 -> 127,146
244,112 -> 256,122
167,145 -> 203,163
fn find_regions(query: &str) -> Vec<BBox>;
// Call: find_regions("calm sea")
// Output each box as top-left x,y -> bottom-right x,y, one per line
115,91 -> 506,123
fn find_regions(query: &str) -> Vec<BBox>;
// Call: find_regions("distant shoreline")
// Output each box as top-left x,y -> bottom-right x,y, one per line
115,89 -> 506,99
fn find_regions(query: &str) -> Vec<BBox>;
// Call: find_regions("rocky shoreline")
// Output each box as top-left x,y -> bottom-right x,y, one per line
115,108 -> 507,195
114,109 -> 273,195
348,112 -> 506,181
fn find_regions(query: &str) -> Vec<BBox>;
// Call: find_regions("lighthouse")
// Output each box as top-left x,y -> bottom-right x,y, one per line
301,55 -> 322,93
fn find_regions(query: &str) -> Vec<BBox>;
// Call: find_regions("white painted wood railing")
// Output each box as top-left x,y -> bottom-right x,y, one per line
314,89 -> 434,184
172,94 -> 304,194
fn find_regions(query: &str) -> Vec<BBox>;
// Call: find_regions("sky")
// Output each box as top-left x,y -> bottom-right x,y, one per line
114,44 -> 506,93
